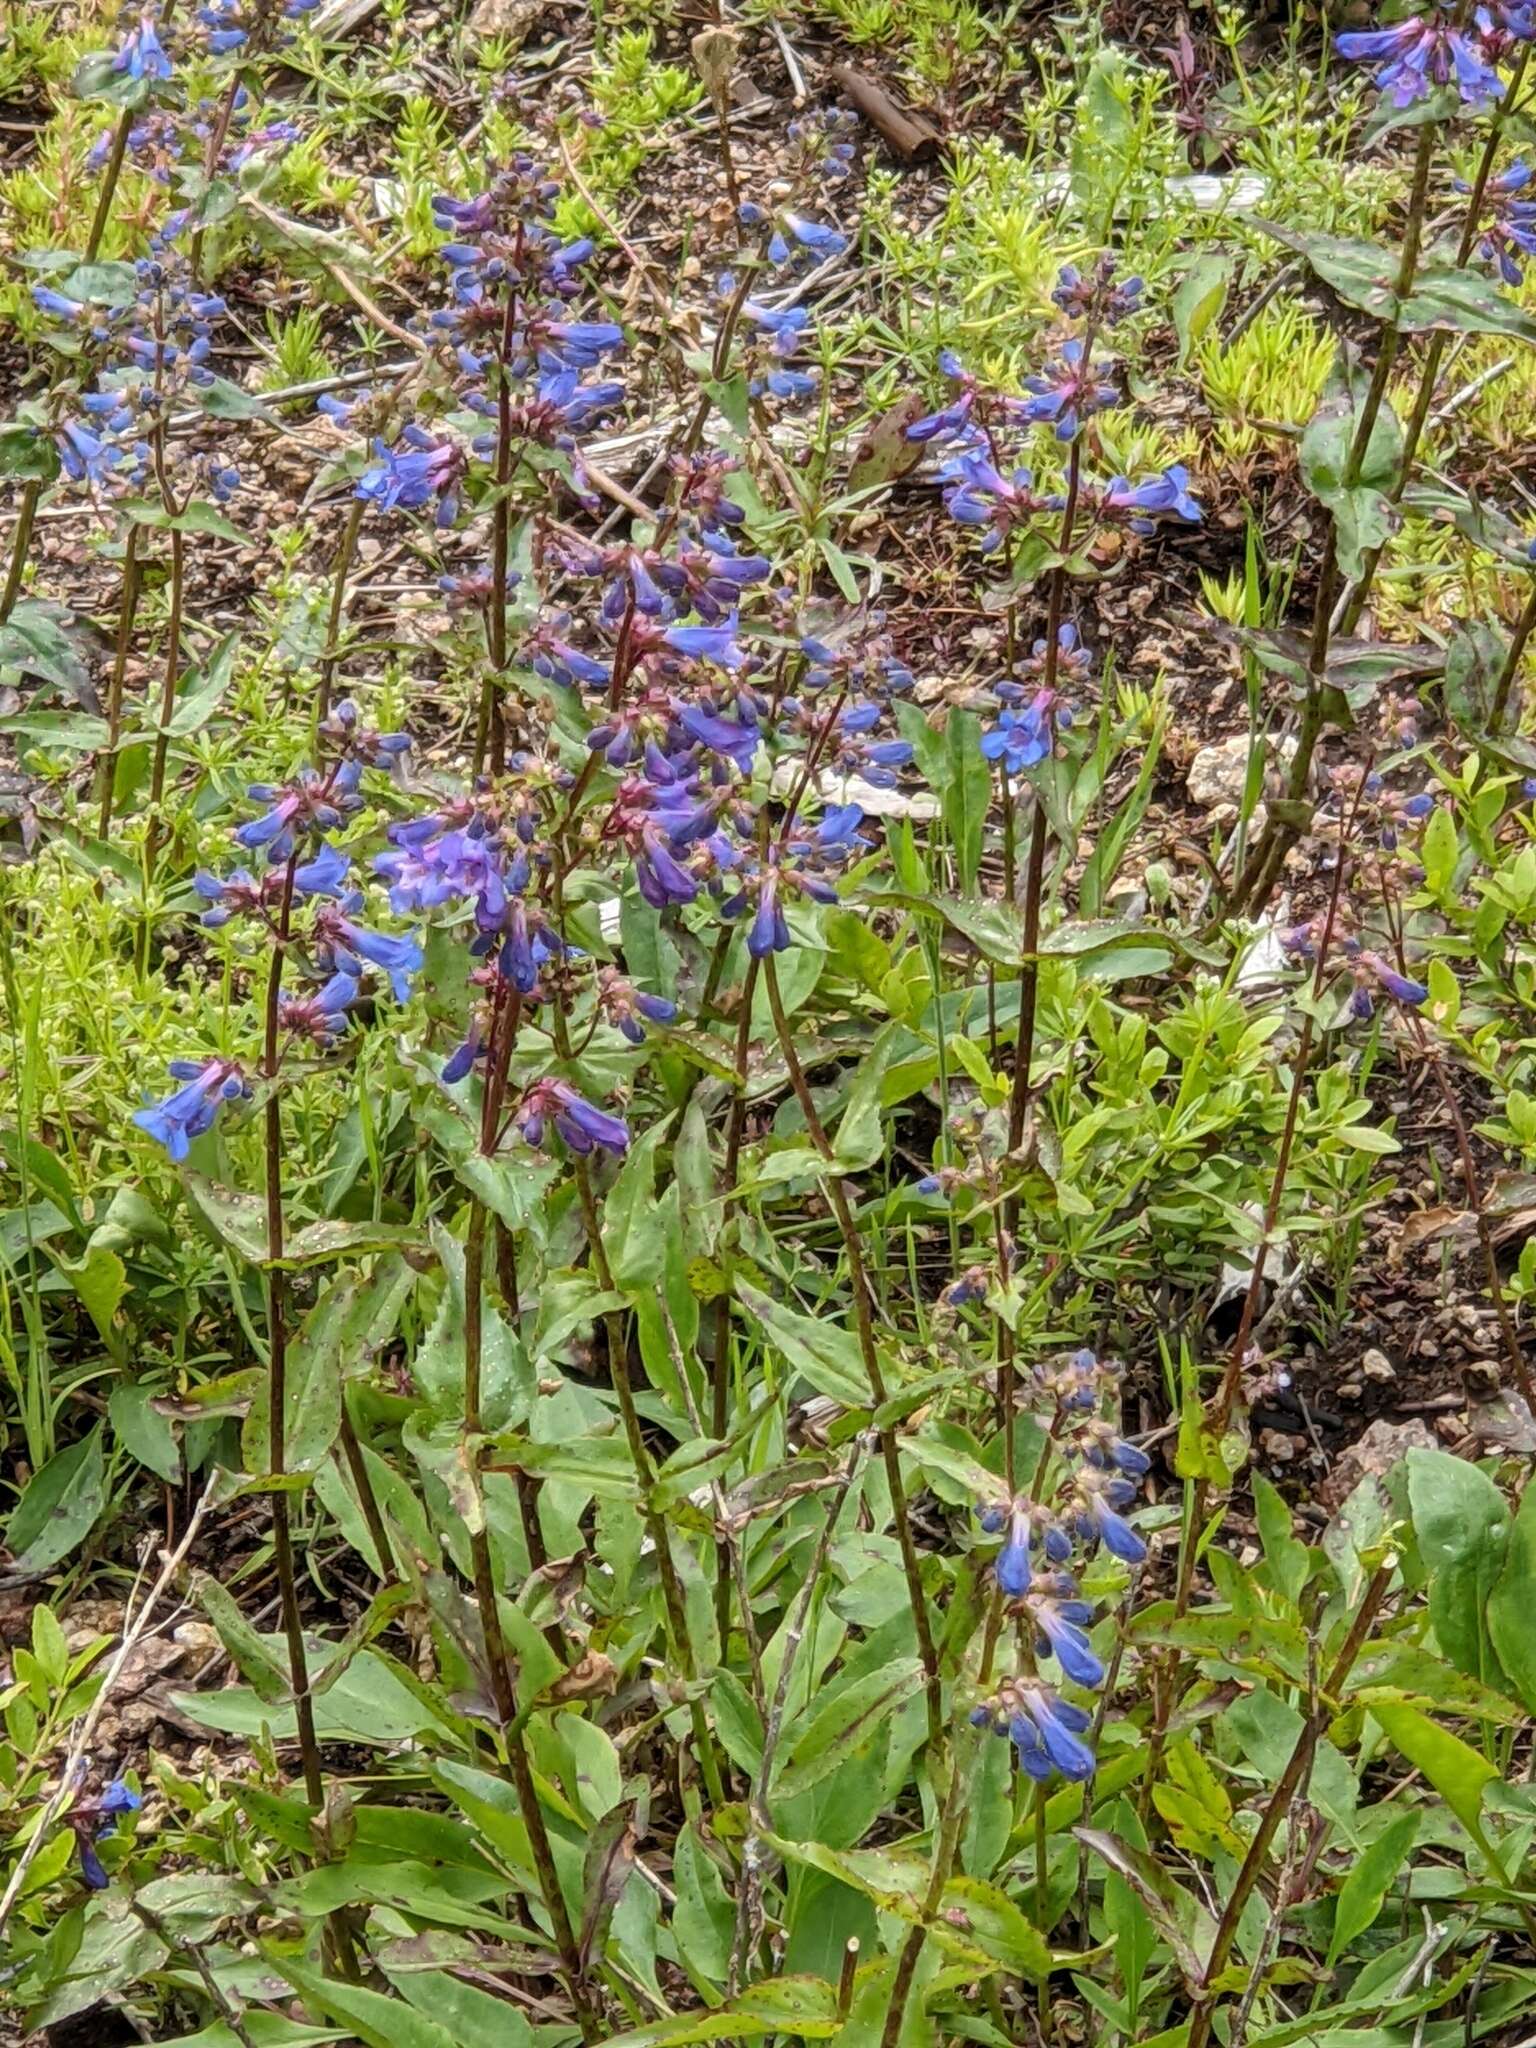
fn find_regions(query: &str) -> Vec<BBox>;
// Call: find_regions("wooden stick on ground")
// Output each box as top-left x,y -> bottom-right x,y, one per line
0,1476 -> 219,1939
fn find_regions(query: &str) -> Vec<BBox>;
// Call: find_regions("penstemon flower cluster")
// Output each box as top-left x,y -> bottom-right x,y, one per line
970,1349 -> 1148,1783
134,706 -> 419,1154
1335,3 -> 1531,109
905,260 -> 1200,790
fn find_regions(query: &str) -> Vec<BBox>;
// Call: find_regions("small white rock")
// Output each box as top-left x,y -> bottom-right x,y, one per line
1186,733 -> 1296,811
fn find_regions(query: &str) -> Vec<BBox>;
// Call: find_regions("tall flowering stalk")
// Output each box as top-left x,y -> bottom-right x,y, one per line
0,2 -> 171,625
455,977 -> 600,2040
1337,40 -> 1535,633
873,1344 -> 1150,2048
1143,705 -> 1436,1800
1230,0 -> 1534,915
135,708 -> 418,1807
907,260 -> 1196,1460
332,161 -> 624,773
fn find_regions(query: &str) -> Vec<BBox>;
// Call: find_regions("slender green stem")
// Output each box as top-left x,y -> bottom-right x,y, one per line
569,1155 -> 729,1810
0,484 -> 40,626
728,1447 -> 863,1993
1338,45 -> 1531,637
992,434 -> 1086,1458
1183,1566 -> 1393,2048
456,980 -> 598,2035
711,955 -> 759,1646
96,525 -> 143,842
1003,431 -> 1084,1161
1035,1780 -> 1053,2041
314,499 -> 365,733
877,1746 -> 971,2048
144,531 -> 184,813
336,1398 -> 396,1584
143,322 -> 190,893
1146,768 -> 1363,1807
1490,578 -> 1536,733
876,1597 -> 1008,2048
189,70 -> 245,281
262,855 -> 323,1809
479,257 -> 526,776
84,106 -> 135,265
1229,117 -> 1439,921
761,953 -> 944,1748
467,1279 -> 598,2020
0,80 -> 137,636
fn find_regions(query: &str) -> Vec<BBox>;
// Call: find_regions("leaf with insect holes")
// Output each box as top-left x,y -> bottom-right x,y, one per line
1257,224 -> 1402,317
1442,622 -> 1507,732
1489,1483 -> 1536,1714
1075,1828 -> 1215,1985
108,1381 -> 182,1484
72,48 -> 154,108
1208,620 -> 1441,714
597,1975 -> 844,2046
772,1656 -> 923,1803
1399,263 -> 1536,342
0,424 -> 60,482
272,1962 -> 461,2048
845,392 -> 929,495
5,1425 -> 107,1573
0,598 -> 98,710
196,376 -> 279,424
578,1805 -> 638,1969
1371,1702 -> 1502,1868
1407,1448 -> 1511,1693
57,258 -> 140,306
1172,252 -> 1231,365
52,1242 -> 127,1350
734,1280 -> 872,1407
196,1575 -> 291,1702
1299,359 -> 1403,579
1403,482 -> 1536,569
765,1835 -> 1051,1978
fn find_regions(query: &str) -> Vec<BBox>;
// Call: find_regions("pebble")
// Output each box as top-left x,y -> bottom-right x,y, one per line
1361,1348 -> 1396,1383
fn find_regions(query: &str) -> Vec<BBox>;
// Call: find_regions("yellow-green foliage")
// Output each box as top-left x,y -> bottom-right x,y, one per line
1198,295 -> 1334,459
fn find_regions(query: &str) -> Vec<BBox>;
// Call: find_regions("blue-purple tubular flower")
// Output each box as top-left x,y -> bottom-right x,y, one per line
357,427 -> 465,526
1099,466 -> 1202,533
133,1058 -> 247,1160
515,1078 -> 629,1157
1361,951 -> 1429,1008
236,763 -> 362,862
331,916 -> 424,1001
1022,338 -> 1119,441
976,1681 -> 1096,1783
1015,1687 -> 1096,1780
995,1505 -> 1033,1597
1462,160 -> 1536,283
1072,1470 -> 1147,1562
56,421 -> 129,486
279,969 -> 361,1044
76,1779 -> 142,1891
980,693 -> 1059,774
1336,10 -> 1503,106
115,12 -> 174,79
1032,1594 -> 1106,1688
